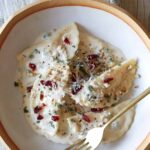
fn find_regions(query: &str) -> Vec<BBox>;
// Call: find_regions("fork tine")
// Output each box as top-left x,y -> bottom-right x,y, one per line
65,139 -> 86,150
76,141 -> 89,150
84,146 -> 92,150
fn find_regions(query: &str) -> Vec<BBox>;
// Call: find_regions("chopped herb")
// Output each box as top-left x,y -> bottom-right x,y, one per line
23,95 -> 26,98
109,57 -> 113,62
43,32 -> 51,39
37,121 -> 40,123
79,66 -> 89,77
58,104 -> 63,108
39,75 -> 42,78
88,85 -> 94,91
54,56 -> 64,63
72,45 -> 76,48
23,54 -> 26,58
104,94 -> 110,99
29,54 -> 34,59
14,81 -> 19,87
34,49 -> 40,54
49,121 -> 55,128
23,106 -> 29,113
62,132 -> 67,135
138,74 -> 141,78
70,119 -> 76,123
28,70 -> 33,74
134,85 -> 139,88
117,63 -> 121,66
68,107 -> 74,112
104,48 -> 109,52
53,110 -> 57,114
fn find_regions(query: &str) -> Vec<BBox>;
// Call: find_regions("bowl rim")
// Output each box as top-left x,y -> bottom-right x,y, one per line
0,0 -> 150,149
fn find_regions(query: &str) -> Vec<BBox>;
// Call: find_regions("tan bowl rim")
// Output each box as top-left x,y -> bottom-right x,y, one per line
0,0 -> 150,149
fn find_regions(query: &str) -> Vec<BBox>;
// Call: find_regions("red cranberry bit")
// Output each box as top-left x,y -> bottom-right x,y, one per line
37,114 -> 44,120
103,77 -> 114,83
29,63 -> 36,71
52,115 -> 60,121
40,80 -> 45,85
45,80 -> 57,88
64,37 -> 70,45
82,114 -> 90,123
71,85 -> 83,95
34,106 -> 42,113
26,86 -> 33,93
91,108 -> 103,112
88,62 -> 96,70
45,80 -> 52,87
40,92 -> 44,100
71,73 -> 77,82
87,54 -> 99,61
34,103 -> 46,113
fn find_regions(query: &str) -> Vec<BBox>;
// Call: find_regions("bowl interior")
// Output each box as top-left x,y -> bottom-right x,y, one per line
0,5 -> 150,150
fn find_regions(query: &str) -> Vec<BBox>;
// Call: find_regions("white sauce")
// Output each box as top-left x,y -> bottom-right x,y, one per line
16,23 -> 136,144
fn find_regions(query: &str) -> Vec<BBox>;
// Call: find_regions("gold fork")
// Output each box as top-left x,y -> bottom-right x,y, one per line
65,87 -> 150,150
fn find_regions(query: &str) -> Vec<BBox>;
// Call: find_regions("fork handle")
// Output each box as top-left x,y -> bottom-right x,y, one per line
103,87 -> 150,129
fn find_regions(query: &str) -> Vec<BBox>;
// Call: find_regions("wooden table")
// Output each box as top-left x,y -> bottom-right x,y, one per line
0,0 -> 150,34
0,0 -> 150,149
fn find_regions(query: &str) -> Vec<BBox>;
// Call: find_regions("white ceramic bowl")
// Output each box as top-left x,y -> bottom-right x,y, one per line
0,0 -> 150,150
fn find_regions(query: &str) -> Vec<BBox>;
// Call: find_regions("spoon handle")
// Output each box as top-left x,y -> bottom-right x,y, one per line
103,87 -> 150,129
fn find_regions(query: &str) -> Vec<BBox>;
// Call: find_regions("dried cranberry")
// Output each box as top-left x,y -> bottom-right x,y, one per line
88,62 -> 96,70
34,106 -> 42,113
91,108 -> 103,112
45,80 -> 52,87
40,93 -> 44,100
103,77 -> 114,83
87,54 -> 99,61
26,86 -> 33,93
82,114 -> 90,123
40,80 -> 45,85
52,115 -> 60,121
37,114 -> 43,120
34,104 -> 46,113
71,73 -> 77,82
29,63 -> 36,71
64,37 -> 70,45
71,85 -> 83,95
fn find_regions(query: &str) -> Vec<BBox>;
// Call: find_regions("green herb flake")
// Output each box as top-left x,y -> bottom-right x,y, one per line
58,104 -> 63,108
68,107 -> 74,112
109,57 -> 113,62
49,121 -> 55,128
88,85 -> 94,91
34,49 -> 40,54
79,66 -> 89,77
37,121 -> 40,123
23,106 -> 29,113
29,54 -> 34,59
14,81 -> 19,87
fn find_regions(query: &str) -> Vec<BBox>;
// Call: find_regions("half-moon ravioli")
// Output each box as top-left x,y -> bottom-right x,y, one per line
71,59 -> 137,108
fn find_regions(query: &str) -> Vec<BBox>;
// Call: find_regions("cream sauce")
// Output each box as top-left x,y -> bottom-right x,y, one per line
16,23 -> 136,144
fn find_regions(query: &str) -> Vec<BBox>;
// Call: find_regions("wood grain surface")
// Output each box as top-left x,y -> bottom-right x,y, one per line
0,0 -> 150,33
